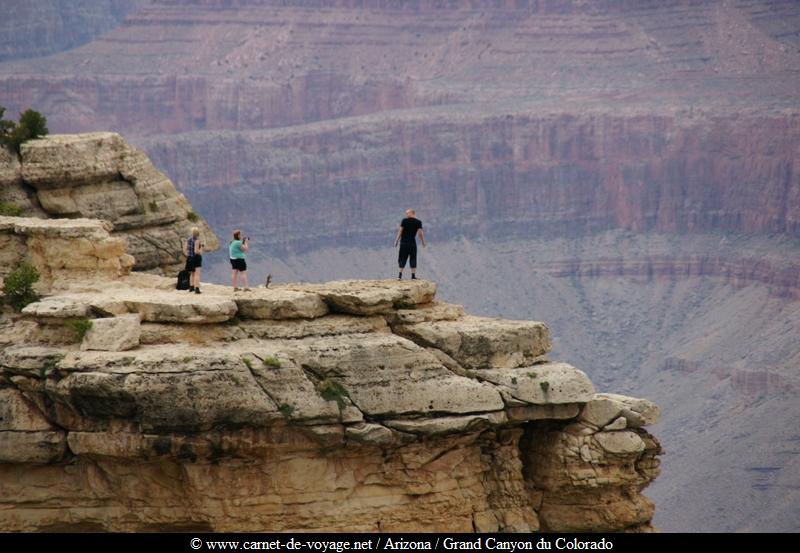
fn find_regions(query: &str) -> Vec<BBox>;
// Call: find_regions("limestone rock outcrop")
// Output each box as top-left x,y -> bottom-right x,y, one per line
0,272 -> 662,531
0,133 -> 217,274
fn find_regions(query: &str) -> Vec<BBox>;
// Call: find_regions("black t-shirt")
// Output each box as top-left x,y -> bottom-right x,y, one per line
400,217 -> 422,243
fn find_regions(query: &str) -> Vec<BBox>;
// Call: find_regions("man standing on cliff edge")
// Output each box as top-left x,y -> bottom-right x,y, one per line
394,208 -> 426,279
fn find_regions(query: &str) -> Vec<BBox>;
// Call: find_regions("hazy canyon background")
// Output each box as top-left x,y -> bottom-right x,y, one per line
1,0 -> 799,532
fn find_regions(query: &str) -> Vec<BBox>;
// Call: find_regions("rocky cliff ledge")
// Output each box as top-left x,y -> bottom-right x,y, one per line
0,261 -> 661,532
0,136 -> 661,532
0,133 -> 218,275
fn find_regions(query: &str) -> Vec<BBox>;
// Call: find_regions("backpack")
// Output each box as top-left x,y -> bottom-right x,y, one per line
176,269 -> 191,290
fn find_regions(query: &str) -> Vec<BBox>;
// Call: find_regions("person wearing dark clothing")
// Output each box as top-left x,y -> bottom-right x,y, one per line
394,209 -> 426,279
185,226 -> 204,294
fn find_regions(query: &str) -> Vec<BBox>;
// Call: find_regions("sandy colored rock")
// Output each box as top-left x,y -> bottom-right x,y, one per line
235,289 -> 328,320
85,290 -> 237,324
0,146 -> 22,187
239,315 -> 389,341
383,301 -> 465,325
594,431 -> 646,455
604,416 -> 627,431
282,333 -> 505,418
81,314 -> 141,352
596,393 -> 661,426
580,397 -> 623,428
22,297 -> 91,320
0,388 -> 53,431
0,431 -> 67,464
383,412 -> 507,436
479,362 -> 595,405
395,315 -> 551,369
285,279 -> 436,315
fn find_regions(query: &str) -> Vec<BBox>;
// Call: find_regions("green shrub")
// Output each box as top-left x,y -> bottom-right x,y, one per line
318,378 -> 350,411
0,201 -> 23,216
148,201 -> 159,212
65,319 -> 93,342
278,403 -> 295,418
262,356 -> 281,368
0,107 -> 49,153
2,262 -> 40,311
242,357 -> 253,369
186,211 -> 199,222
39,354 -> 64,378
539,381 -> 550,394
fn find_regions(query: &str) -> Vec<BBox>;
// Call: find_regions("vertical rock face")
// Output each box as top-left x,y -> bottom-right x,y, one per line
0,133 -> 218,275
0,0 -> 141,62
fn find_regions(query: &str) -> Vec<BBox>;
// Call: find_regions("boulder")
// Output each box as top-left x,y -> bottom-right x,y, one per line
394,315 -> 551,369
383,301 -> 465,325
81,314 -> 141,352
594,431 -> 646,455
579,397 -> 622,428
284,279 -> 436,315
595,393 -> 660,426
479,363 -> 595,405
22,297 -> 91,320
235,289 -> 328,320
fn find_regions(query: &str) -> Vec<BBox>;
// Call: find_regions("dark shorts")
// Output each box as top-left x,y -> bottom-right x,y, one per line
185,255 -> 202,271
398,241 -> 417,269
230,258 -> 247,271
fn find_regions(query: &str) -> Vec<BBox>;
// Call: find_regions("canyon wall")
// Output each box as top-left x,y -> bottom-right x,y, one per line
0,1 -> 140,63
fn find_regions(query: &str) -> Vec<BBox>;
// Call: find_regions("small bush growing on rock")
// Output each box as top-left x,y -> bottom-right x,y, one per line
2,262 -> 40,311
319,378 -> 350,412
148,201 -> 159,212
539,381 -> 550,394
262,356 -> 281,368
0,201 -> 23,216
186,211 -> 199,222
242,357 -> 254,369
278,403 -> 295,418
39,354 -> 65,378
65,318 -> 93,342
0,106 -> 49,153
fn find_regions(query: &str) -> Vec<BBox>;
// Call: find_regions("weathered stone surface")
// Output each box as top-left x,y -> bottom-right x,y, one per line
395,315 -> 551,369
239,315 -> 389,341
594,431 -> 646,455
21,133 -> 130,188
479,363 -> 595,405
0,146 -> 22,187
0,216 -> 132,287
0,431 -> 66,464
285,279 -> 436,315
383,301 -> 465,325
604,417 -> 627,431
87,290 -> 237,324
282,333 -> 505,418
580,397 -> 623,428
596,393 -> 661,426
0,388 -> 52,431
22,297 -> 91,320
506,403 -> 581,422
81,314 -> 141,352
344,422 -> 396,445
383,412 -> 507,436
14,133 -> 219,274
235,289 -> 328,320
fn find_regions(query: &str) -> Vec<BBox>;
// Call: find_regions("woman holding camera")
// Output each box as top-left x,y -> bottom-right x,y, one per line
229,229 -> 250,292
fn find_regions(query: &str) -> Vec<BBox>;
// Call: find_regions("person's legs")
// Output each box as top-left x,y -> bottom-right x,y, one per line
193,267 -> 202,293
232,269 -> 239,289
398,243 -> 410,278
242,270 -> 250,290
409,244 -> 418,279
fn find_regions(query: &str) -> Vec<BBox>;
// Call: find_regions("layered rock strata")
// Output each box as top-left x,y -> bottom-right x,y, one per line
0,272 -> 662,532
1,133 -> 218,275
